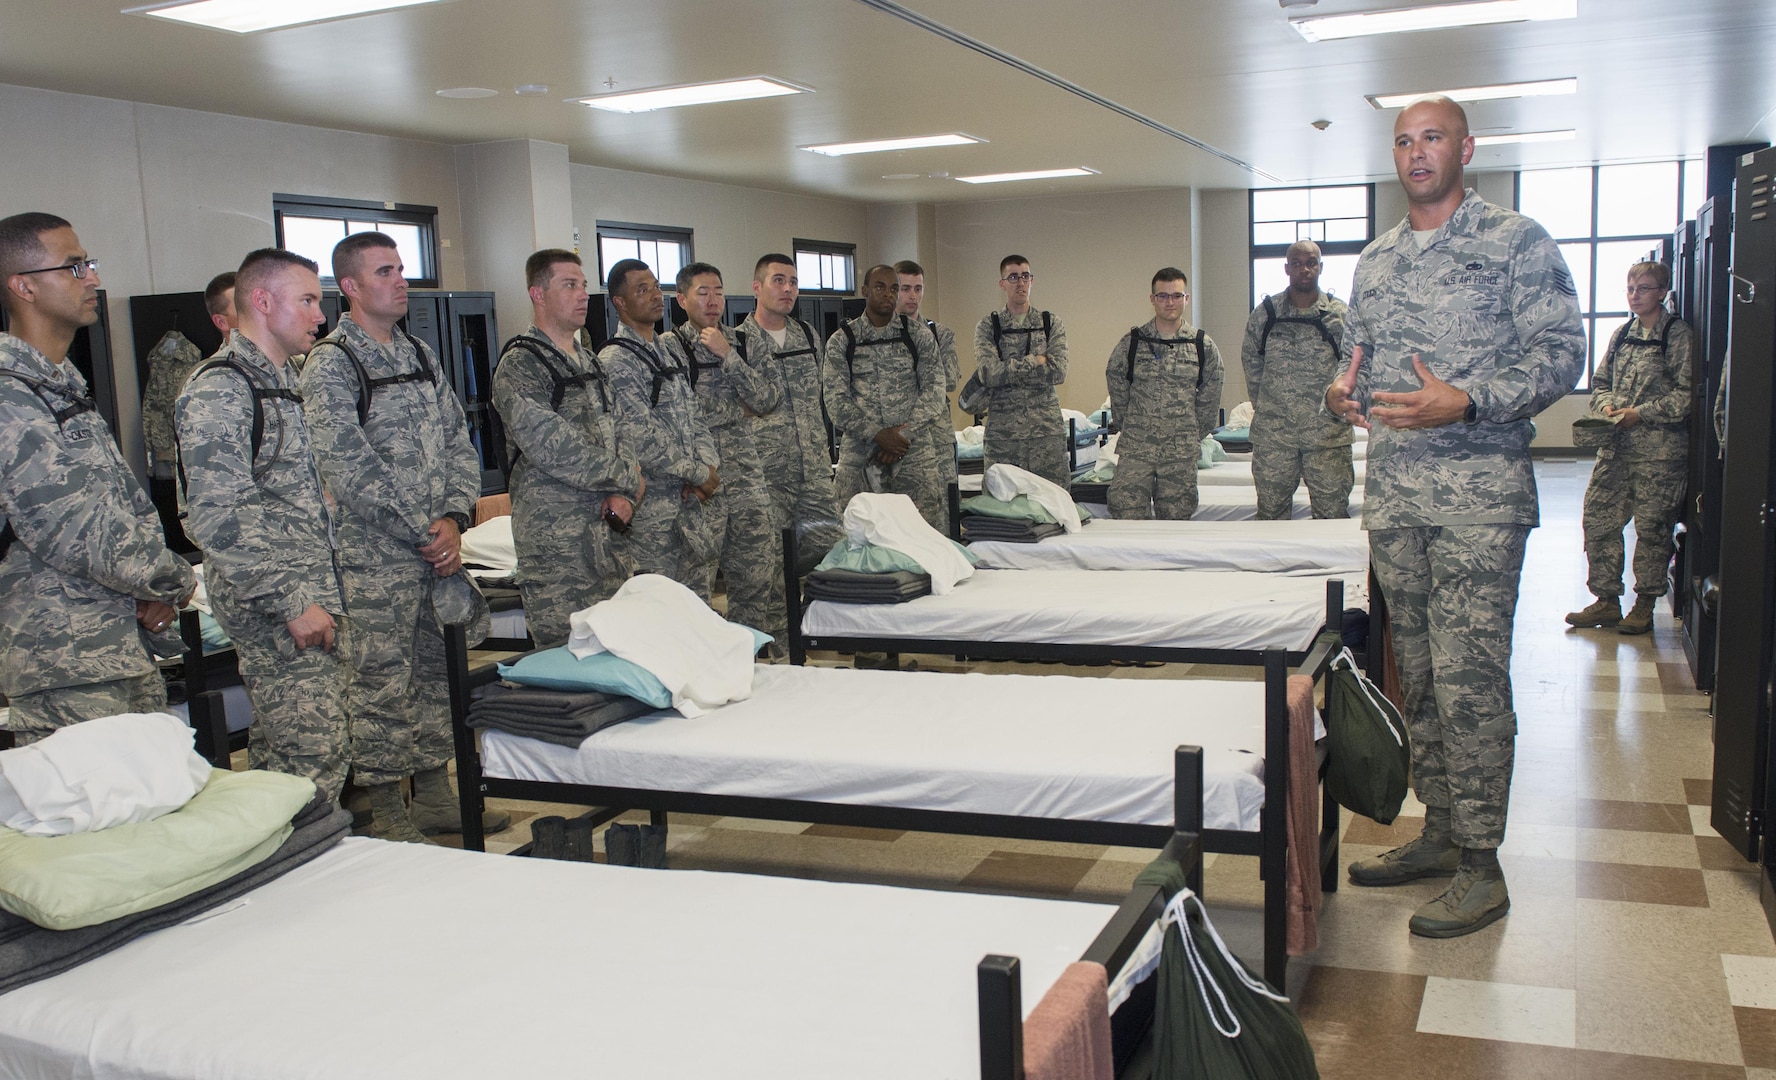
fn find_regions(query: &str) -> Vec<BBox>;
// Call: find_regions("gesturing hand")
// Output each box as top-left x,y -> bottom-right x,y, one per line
1370,355 -> 1470,430
1325,345 -> 1370,429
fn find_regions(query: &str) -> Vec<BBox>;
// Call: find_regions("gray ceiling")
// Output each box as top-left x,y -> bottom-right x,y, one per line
3,0 -> 1771,202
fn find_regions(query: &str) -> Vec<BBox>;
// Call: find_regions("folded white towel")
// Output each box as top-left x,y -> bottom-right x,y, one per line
186,563 -> 212,616
459,515 -> 517,574
566,575 -> 758,718
841,493 -> 976,595
955,425 -> 985,448
1227,401 -> 1255,429
984,463 -> 1083,534
0,713 -> 212,837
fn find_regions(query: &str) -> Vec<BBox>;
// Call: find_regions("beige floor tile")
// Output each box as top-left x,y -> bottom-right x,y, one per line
1576,828 -> 1704,869
1724,955 -> 1776,1009
1416,976 -> 1577,1048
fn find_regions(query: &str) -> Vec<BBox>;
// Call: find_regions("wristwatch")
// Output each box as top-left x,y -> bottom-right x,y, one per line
444,511 -> 471,534
1462,393 -> 1478,425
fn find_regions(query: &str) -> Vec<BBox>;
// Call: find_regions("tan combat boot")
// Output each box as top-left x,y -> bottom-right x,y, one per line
1617,595 -> 1656,635
365,782 -> 434,845
1564,596 -> 1621,628
1349,806 -> 1461,886
408,765 -> 512,836
1409,851 -> 1510,938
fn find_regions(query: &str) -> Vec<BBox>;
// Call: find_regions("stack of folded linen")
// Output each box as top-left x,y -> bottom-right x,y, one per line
959,463 -> 1092,543
183,564 -> 231,651
467,682 -> 655,747
955,424 -> 986,474
0,713 -> 343,994
460,515 -> 520,591
804,493 -> 979,604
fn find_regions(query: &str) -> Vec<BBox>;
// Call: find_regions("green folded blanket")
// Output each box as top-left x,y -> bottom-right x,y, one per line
958,493 -> 1091,525
0,769 -> 316,930
815,537 -> 979,574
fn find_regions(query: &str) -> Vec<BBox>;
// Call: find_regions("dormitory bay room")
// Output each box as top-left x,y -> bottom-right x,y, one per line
1,1 -> 1774,1076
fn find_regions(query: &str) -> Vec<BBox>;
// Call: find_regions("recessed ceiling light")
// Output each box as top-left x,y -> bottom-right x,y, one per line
956,167 -> 1100,185
574,77 -> 809,114
1293,0 -> 1575,42
801,133 -> 983,157
1366,77 -> 1577,109
1473,128 -> 1576,145
127,0 -> 446,33
881,173 -> 922,181
436,87 -> 497,99
514,84 -> 550,97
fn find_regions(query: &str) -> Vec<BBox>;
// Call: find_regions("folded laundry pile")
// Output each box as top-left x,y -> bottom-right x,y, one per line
960,515 -> 1067,544
183,564 -> 232,651
959,463 -> 1091,543
466,682 -> 656,747
804,493 -> 979,603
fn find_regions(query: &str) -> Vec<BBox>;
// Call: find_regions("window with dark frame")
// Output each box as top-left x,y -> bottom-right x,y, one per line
273,194 -> 441,288
793,238 -> 857,294
1248,184 -> 1375,312
595,222 -> 693,291
1515,160 -> 1706,392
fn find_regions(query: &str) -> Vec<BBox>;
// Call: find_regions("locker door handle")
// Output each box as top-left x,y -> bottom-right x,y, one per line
1729,269 -> 1757,304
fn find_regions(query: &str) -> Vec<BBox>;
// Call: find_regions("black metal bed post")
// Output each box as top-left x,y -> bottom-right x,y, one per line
948,480 -> 963,542
1298,633 -> 1344,896
444,622 -> 487,853
1176,744 -> 1205,897
782,527 -> 806,666
978,955 -> 1024,1080
190,690 -> 230,770
1325,576 -> 1345,641
1261,648 -> 1290,990
1067,416 -> 1078,473
1365,564 -> 1386,684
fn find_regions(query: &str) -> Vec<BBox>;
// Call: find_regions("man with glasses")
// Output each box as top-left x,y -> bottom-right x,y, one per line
1105,268 -> 1224,519
491,249 -> 642,648
1327,96 -> 1584,938
672,261 -> 785,650
1566,261 -> 1695,636
1241,240 -> 1355,519
0,212 -> 195,743
894,260 -> 961,488
824,264 -> 944,525
742,253 -> 840,575
602,258 -> 720,599
973,256 -> 1069,485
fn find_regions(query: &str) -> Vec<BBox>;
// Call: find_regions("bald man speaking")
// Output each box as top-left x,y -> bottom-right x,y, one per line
1326,96 -> 1584,938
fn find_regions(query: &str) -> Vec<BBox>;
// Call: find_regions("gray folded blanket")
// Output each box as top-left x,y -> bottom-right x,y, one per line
803,567 -> 932,604
960,516 -> 1066,543
466,682 -> 656,747
0,793 -> 351,997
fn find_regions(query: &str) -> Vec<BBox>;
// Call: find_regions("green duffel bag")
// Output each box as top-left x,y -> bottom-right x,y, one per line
1324,646 -> 1410,824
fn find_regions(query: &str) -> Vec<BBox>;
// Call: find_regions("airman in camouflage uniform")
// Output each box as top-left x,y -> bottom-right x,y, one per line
492,250 -> 642,649
974,256 -> 1069,486
140,330 -> 202,480
896,260 -> 961,489
672,262 -> 785,647
301,232 -> 491,842
1242,241 -> 1356,519
1331,98 -> 1584,938
1106,268 -> 1224,519
743,254 -> 841,575
176,249 -> 350,803
601,259 -> 721,600
825,265 -> 946,527
0,213 -> 195,742
1566,262 -> 1695,636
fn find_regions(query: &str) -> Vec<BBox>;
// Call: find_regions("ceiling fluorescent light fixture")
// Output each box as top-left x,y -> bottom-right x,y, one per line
1366,77 -> 1577,109
127,0 -> 445,33
801,133 -> 982,157
575,77 -> 808,114
956,167 -> 1100,185
1473,128 -> 1576,145
1293,0 -> 1576,42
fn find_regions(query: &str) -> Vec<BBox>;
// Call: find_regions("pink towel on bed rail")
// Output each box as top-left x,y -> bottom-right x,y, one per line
1286,673 -> 1321,955
1024,960 -> 1113,1080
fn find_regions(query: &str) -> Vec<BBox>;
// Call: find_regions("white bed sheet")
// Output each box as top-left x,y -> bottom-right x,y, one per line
0,838 -> 1109,1080
1191,484 -> 1366,521
1196,459 -> 1367,487
803,567 -> 1357,652
483,664 -> 1269,832
970,517 -> 1369,574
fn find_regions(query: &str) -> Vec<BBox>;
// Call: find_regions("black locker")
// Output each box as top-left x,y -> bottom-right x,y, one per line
402,292 -> 503,495
723,296 -> 753,327
583,291 -> 667,342
0,288 -> 120,449
1709,148 -> 1776,897
1682,200 -> 1735,690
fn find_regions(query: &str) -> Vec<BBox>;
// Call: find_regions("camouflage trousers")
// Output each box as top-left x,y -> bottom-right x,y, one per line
7,671 -> 167,745
1370,524 -> 1529,850
338,563 -> 451,787
1583,455 -> 1686,599
515,510 -> 626,650
711,479 -> 785,648
930,427 -> 958,490
985,428 -> 1070,488
213,600 -> 350,805
1107,454 -> 1199,520
1253,443 -> 1354,520
619,483 -> 720,602
766,462 -> 843,577
834,434 -> 946,530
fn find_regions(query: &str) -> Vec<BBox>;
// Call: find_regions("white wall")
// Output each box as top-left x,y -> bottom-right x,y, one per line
0,82 -> 467,477
931,187 -> 1196,421
568,164 -> 867,298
